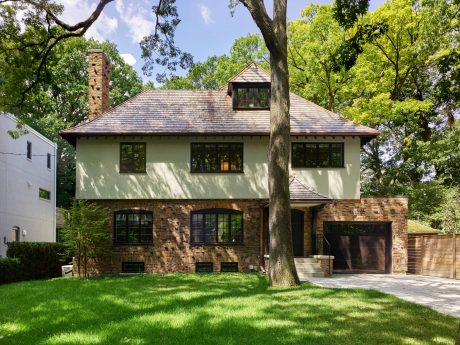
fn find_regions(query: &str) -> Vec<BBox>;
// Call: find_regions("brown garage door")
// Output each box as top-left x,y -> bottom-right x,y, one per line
324,222 -> 392,274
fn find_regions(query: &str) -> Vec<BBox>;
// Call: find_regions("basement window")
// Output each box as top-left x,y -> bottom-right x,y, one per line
221,262 -> 238,272
195,262 -> 213,273
122,262 -> 145,273
39,188 -> 51,200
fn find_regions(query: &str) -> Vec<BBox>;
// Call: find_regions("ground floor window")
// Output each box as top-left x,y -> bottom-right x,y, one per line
114,210 -> 153,244
191,209 -> 243,244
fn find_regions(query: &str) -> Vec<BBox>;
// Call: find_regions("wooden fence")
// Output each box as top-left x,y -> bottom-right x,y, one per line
408,233 -> 459,279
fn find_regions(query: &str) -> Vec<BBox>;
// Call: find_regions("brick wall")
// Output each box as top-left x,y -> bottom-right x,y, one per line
315,197 -> 408,273
86,199 -> 264,275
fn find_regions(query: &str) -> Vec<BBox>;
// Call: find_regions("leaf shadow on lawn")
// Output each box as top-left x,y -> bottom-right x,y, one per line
0,274 -> 457,345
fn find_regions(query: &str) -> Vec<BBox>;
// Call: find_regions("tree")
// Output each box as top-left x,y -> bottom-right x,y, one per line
63,200 -> 111,278
440,187 -> 460,233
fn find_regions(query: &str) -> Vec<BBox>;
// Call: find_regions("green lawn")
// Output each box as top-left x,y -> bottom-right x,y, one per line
0,274 -> 458,345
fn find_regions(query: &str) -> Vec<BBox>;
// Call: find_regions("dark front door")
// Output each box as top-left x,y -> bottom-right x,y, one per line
291,209 -> 304,257
324,222 -> 392,273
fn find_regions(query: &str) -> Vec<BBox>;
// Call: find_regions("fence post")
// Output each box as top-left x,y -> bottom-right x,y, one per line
454,233 -> 457,280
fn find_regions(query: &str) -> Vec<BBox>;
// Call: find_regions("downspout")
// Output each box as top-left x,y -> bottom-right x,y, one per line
53,142 -> 57,242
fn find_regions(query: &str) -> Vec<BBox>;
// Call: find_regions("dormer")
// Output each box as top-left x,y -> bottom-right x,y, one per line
228,63 -> 271,110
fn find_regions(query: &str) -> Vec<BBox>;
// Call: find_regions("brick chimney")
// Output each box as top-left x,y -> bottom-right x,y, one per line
87,49 -> 110,121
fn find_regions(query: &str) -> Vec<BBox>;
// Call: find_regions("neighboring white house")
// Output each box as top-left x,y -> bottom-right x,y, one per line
0,113 -> 57,257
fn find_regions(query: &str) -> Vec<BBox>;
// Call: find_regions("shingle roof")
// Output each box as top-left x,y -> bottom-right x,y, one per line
60,90 -> 378,139
289,176 -> 331,202
228,63 -> 270,83
60,63 -> 378,141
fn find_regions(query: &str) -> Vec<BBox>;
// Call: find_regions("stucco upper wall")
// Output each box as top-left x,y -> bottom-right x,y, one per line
76,136 -> 361,200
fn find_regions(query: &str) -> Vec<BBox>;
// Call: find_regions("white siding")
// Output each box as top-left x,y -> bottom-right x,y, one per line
0,114 -> 57,257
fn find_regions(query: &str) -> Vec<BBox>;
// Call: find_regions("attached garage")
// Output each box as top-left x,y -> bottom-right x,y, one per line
324,222 -> 392,274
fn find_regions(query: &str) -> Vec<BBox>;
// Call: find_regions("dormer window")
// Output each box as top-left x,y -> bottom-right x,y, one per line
232,83 -> 270,110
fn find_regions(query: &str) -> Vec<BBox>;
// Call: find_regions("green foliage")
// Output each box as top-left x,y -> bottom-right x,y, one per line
162,33 -> 268,90
0,274 -> 457,344
333,0 -> 369,28
0,258 -> 22,285
6,242 -> 67,281
62,200 -> 111,278
440,187 -> 460,233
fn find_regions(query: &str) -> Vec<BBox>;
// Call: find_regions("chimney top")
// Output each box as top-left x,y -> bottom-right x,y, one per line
87,49 -> 110,121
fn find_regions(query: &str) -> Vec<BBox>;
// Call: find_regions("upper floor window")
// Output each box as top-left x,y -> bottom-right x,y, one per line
292,143 -> 344,168
26,141 -> 32,160
120,143 -> 146,173
233,85 -> 270,109
39,188 -> 51,200
47,153 -> 51,169
114,210 -> 153,244
191,143 -> 243,173
191,209 -> 243,244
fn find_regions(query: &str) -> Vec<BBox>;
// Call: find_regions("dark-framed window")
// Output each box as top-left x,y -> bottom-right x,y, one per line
195,262 -> 214,273
39,188 -> 51,200
292,143 -> 344,168
26,141 -> 32,160
122,262 -> 145,273
114,210 -> 153,244
120,143 -> 146,173
191,209 -> 243,244
47,153 -> 51,169
232,83 -> 270,109
191,143 -> 243,173
221,262 -> 238,272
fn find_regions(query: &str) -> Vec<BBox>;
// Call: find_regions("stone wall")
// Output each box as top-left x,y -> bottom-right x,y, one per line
87,199 -> 264,275
87,49 -> 110,121
315,197 -> 408,273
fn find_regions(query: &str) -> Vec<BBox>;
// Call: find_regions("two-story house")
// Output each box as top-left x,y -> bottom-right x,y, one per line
60,49 -> 408,276
0,113 -> 57,257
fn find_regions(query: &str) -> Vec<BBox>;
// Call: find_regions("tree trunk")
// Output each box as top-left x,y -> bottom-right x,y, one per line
267,0 -> 299,287
268,54 -> 299,286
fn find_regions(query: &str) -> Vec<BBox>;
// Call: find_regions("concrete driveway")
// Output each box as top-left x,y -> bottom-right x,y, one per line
302,274 -> 460,318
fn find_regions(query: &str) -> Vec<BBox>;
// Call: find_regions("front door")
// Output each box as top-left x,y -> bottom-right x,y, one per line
291,209 -> 304,256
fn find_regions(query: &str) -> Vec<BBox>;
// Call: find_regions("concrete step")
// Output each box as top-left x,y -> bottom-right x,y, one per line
294,262 -> 322,270
297,272 -> 325,278
294,258 -> 317,263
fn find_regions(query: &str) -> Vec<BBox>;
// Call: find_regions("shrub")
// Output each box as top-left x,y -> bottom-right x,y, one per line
0,258 -> 23,285
7,242 -> 67,280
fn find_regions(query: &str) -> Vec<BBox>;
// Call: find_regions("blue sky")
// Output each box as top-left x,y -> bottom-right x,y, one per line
58,0 -> 386,83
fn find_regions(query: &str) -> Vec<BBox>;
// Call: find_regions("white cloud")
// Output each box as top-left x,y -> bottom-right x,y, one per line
198,4 -> 214,25
120,53 -> 136,66
56,0 -> 118,41
115,0 -> 156,43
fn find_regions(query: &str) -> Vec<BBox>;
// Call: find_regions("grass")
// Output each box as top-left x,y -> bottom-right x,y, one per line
0,274 -> 458,345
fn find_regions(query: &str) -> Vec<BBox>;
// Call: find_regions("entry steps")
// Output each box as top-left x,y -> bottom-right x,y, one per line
294,257 -> 324,278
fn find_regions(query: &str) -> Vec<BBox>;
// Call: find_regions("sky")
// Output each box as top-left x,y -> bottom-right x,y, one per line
57,0 -> 386,83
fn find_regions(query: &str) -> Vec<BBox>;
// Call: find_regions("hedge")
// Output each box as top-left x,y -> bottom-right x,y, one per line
0,258 -> 23,285
6,242 -> 67,282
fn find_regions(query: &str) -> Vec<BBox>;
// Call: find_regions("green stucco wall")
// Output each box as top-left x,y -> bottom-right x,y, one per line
76,136 -> 361,200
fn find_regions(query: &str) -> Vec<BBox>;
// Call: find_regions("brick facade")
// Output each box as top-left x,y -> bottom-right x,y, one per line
82,197 -> 407,275
315,197 -> 408,273
88,199 -> 265,275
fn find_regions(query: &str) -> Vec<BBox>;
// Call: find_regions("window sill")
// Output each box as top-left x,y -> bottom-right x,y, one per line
39,198 -> 51,202
190,242 -> 244,246
291,166 -> 345,169
113,242 -> 154,246
119,171 -> 147,174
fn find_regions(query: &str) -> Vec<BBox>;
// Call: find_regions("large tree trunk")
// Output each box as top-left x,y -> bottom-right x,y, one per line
268,53 -> 299,286
242,0 -> 299,287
